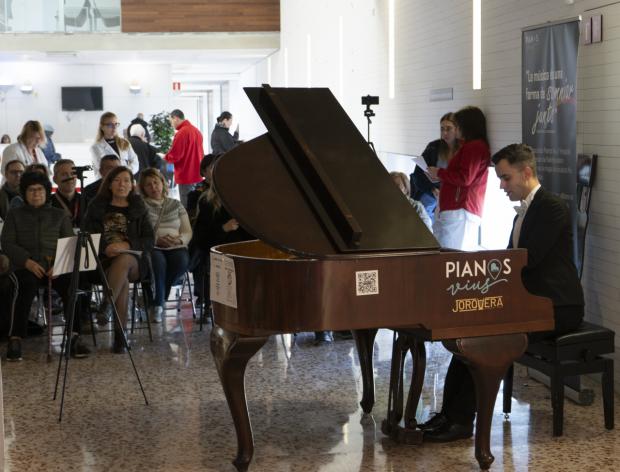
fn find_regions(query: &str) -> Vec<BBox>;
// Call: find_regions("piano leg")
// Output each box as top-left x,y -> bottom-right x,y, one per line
443,333 -> 527,471
381,332 -> 425,445
211,326 -> 269,472
352,328 -> 378,413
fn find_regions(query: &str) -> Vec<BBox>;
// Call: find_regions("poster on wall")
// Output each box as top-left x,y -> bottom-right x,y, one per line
522,19 -> 580,264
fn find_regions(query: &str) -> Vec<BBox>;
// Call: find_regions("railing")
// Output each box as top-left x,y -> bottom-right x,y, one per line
0,0 -> 121,33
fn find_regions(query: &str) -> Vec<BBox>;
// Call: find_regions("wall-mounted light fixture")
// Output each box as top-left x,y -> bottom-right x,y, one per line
129,80 -> 142,94
20,81 -> 33,94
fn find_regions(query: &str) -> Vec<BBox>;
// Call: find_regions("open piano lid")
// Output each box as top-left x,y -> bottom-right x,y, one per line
213,85 -> 440,258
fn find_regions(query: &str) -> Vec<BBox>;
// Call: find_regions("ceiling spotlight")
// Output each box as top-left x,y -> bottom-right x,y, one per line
129,81 -> 141,94
20,81 -> 33,94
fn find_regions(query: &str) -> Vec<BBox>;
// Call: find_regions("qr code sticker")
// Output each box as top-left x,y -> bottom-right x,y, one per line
356,270 -> 379,296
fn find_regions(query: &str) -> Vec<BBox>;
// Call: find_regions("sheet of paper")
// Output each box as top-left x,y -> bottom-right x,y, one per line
118,249 -> 143,257
411,155 -> 429,172
210,252 -> 238,308
53,233 -> 101,276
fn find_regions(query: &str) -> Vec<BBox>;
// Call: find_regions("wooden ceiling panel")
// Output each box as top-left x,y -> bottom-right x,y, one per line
121,0 -> 280,33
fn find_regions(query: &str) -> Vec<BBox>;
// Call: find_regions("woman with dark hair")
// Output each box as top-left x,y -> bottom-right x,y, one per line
410,112 -> 459,222
1,171 -> 90,361
1,120 -> 48,175
82,166 -> 154,352
91,112 -> 139,177
427,106 -> 490,251
139,168 -> 192,323
210,111 -> 240,154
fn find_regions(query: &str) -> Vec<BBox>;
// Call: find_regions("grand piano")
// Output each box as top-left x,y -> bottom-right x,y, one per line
209,85 -> 554,471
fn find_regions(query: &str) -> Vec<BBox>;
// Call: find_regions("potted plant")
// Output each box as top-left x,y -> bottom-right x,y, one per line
149,111 -> 174,153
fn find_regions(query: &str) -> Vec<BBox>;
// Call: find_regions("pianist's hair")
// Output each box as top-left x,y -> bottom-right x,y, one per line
491,144 -> 538,177
453,106 -> 488,145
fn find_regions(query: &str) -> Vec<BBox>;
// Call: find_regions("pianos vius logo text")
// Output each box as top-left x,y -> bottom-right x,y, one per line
445,258 -> 511,313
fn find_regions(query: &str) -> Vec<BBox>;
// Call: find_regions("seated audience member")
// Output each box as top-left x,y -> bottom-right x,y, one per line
187,154 -> 218,302
42,124 -> 62,165
128,124 -> 163,177
9,163 -> 49,210
428,106 -> 490,251
0,160 -> 25,220
91,112 -> 139,177
390,171 -> 433,231
82,166 -> 154,353
187,153 -> 217,224
82,154 -> 120,206
139,169 -> 192,323
1,121 -> 48,175
52,159 -> 84,227
0,134 -> 10,144
410,112 -> 459,222
1,171 -> 90,361
421,143 -> 584,443
190,182 -> 252,317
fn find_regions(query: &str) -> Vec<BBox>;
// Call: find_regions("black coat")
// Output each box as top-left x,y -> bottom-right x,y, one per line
191,196 -> 252,253
82,194 -> 155,278
128,136 -> 163,175
410,139 -> 441,200
509,187 -> 584,308
210,125 -> 239,155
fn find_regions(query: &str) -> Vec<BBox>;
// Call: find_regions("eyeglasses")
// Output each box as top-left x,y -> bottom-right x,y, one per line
103,123 -> 121,129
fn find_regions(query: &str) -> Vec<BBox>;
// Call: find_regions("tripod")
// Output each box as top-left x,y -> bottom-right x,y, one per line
53,230 -> 148,422
364,103 -> 376,154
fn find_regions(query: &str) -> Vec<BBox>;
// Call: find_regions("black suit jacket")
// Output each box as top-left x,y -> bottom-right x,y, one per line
509,187 -> 584,308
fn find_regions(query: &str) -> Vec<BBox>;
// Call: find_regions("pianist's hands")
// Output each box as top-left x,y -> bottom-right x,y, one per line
222,219 -> 240,232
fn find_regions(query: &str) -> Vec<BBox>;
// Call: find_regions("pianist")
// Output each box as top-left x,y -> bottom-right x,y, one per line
421,143 -> 584,442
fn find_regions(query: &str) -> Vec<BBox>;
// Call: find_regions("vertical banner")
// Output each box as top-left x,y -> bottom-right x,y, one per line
522,20 -> 580,263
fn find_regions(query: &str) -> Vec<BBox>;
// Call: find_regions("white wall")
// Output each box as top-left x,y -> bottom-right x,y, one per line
235,0 -> 620,389
0,62 -> 173,143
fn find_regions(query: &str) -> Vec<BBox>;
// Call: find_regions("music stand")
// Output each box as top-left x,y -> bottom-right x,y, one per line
53,230 -> 148,422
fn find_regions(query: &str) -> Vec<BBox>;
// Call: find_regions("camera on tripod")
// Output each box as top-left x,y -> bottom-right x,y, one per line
362,95 -> 379,118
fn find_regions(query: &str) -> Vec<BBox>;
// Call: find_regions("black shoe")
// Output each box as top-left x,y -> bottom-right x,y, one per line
423,421 -> 473,443
6,338 -> 22,361
27,320 -> 45,337
418,412 -> 449,432
69,335 -> 91,359
314,331 -> 333,345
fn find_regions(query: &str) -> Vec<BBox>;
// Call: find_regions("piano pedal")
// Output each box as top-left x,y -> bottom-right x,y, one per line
504,413 -> 510,420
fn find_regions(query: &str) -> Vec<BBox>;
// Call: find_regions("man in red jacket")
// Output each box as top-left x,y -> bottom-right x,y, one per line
165,109 -> 204,207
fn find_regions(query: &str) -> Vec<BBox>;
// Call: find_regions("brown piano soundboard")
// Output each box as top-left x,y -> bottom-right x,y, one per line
209,85 -> 554,471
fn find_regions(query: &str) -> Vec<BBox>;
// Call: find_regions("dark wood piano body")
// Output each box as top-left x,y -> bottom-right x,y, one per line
208,85 -> 554,471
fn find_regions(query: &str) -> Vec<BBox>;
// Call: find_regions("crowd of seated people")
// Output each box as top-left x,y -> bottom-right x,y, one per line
0,105 -> 487,361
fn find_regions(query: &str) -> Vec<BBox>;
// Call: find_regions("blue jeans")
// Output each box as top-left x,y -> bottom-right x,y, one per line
150,248 -> 190,307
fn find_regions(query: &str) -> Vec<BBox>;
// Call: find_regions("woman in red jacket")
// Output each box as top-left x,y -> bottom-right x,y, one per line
428,106 -> 490,250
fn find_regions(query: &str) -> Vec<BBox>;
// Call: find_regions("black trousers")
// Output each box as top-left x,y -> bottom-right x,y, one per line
440,305 -> 584,425
9,269 -> 84,338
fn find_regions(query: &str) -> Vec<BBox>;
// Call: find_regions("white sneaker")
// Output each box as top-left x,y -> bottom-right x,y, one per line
150,306 -> 163,323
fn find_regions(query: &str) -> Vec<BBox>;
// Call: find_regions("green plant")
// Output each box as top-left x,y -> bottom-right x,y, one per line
149,111 -> 174,153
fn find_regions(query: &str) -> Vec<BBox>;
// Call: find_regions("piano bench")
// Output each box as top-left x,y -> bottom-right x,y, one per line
502,321 -> 615,436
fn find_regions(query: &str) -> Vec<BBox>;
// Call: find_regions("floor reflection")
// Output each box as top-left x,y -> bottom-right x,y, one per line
2,314 -> 618,471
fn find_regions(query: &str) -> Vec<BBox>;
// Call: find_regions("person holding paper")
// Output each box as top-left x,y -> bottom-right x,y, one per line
427,106 -> 490,251
139,168 -> 192,323
410,112 -> 459,222
82,166 -> 154,353
0,171 -> 90,361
